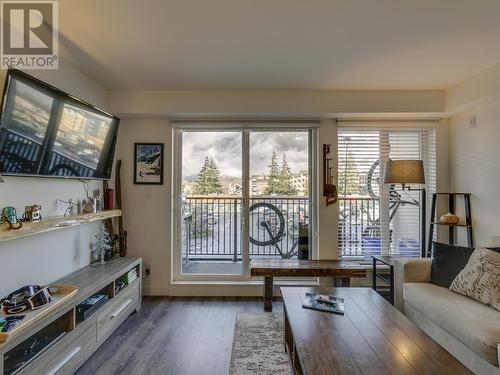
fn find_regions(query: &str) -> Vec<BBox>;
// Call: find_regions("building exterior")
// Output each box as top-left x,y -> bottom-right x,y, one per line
250,175 -> 268,195
291,170 -> 308,196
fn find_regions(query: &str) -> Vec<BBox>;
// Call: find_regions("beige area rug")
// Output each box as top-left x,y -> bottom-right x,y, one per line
229,313 -> 293,375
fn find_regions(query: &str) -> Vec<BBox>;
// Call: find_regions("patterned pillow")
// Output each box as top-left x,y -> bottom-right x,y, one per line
450,247 -> 500,311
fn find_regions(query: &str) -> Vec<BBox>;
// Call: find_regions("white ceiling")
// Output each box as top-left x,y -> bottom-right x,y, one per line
59,0 -> 500,90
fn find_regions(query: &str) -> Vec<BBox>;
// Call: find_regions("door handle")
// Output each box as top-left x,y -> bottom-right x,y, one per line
47,346 -> 81,375
111,299 -> 132,318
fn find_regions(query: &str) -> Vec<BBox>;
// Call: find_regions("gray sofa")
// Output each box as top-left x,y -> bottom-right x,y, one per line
394,258 -> 500,375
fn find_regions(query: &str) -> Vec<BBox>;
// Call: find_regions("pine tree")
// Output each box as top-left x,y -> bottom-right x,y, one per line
207,157 -> 223,193
93,227 -> 114,263
339,151 -> 360,195
192,157 -> 223,195
264,150 -> 280,195
276,154 -> 297,195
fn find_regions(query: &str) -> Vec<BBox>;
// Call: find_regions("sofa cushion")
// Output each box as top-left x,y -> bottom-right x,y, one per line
450,247 -> 500,311
404,282 -> 500,366
430,242 -> 474,288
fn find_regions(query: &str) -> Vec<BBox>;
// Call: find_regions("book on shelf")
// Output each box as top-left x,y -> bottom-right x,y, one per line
301,293 -> 344,315
128,275 -> 137,283
118,268 -> 138,285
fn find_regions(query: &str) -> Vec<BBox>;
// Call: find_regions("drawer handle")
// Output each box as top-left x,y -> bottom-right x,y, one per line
47,346 -> 81,375
111,299 -> 132,318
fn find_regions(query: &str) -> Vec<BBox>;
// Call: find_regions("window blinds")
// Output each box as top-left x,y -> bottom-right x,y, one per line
338,125 -> 436,258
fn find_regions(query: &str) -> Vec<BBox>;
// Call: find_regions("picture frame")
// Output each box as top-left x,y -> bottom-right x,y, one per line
134,143 -> 164,185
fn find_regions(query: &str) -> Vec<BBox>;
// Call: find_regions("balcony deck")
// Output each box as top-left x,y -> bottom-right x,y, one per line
182,261 -> 243,275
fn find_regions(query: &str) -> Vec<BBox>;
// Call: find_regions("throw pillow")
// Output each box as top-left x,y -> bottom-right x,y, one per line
430,242 -> 474,288
450,247 -> 500,311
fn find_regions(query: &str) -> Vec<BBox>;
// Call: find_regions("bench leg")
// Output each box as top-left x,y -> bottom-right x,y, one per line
334,277 -> 351,287
264,276 -> 273,312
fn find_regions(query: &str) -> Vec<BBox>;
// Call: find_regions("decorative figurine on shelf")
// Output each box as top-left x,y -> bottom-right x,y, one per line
82,199 -> 96,214
439,212 -> 460,225
94,195 -> 104,212
79,179 -> 99,214
59,199 -> 79,217
92,226 -> 114,266
1,207 -> 22,229
22,204 -> 42,222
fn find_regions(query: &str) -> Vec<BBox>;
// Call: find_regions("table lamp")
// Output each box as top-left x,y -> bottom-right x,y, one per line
383,159 -> 427,257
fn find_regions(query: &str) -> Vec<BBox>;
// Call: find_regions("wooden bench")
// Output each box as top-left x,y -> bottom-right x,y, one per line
250,259 -> 366,311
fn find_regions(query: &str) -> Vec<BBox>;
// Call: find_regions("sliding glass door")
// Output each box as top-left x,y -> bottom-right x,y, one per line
248,131 -> 310,260
180,131 -> 244,275
175,126 -> 314,277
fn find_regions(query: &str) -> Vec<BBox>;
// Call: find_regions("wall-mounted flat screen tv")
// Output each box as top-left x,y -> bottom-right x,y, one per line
0,69 -> 119,180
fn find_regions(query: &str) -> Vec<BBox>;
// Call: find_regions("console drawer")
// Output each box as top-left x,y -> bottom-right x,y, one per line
96,280 -> 139,342
16,319 -> 96,375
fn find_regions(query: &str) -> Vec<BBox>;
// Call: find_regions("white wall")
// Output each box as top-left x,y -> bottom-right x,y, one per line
318,119 -> 338,260
115,118 -> 172,295
447,102 -> 500,246
446,62 -> 500,246
0,63 -> 109,297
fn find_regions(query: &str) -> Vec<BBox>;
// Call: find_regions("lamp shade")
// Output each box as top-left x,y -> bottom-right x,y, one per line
383,160 -> 425,185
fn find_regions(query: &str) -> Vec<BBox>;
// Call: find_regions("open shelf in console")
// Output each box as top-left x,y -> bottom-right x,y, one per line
75,282 -> 114,325
115,264 -> 140,296
3,310 -> 74,375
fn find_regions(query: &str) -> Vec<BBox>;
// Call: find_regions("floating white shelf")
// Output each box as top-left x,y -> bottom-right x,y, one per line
0,209 -> 121,243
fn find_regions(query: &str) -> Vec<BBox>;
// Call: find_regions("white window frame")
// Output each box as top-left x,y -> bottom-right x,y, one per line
171,122 -> 319,283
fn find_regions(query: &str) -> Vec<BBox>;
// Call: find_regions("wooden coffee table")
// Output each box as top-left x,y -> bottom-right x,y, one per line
250,259 -> 366,311
281,287 -> 472,375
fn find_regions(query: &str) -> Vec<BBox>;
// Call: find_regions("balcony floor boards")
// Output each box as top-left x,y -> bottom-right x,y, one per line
76,296 -> 283,375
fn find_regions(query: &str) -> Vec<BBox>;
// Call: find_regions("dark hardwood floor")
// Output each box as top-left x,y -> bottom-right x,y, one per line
76,297 -> 283,375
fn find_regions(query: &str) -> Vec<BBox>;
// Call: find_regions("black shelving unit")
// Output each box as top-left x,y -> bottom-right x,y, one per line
427,193 -> 473,257
372,255 -> 397,305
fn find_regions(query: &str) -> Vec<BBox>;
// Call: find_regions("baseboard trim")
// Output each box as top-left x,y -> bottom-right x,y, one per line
143,280 -> 320,297
142,285 -> 171,296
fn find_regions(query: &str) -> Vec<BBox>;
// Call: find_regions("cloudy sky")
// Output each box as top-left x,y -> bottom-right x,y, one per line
182,131 -> 309,180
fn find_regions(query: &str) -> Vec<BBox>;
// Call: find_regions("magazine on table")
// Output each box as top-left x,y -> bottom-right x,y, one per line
301,293 -> 345,315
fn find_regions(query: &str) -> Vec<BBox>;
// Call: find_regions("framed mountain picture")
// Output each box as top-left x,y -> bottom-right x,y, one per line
134,143 -> 164,185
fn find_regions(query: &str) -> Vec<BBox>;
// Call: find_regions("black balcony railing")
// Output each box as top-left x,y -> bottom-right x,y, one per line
338,197 -> 420,258
182,196 -> 309,261
338,197 -> 380,257
181,195 -> 420,262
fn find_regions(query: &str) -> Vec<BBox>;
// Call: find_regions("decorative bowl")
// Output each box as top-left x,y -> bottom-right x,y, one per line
439,212 -> 460,225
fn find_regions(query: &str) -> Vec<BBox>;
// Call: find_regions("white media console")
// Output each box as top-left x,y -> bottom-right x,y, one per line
0,257 -> 142,375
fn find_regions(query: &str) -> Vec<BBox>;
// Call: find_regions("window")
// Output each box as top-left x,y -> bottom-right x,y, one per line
338,125 -> 436,259
172,124 -> 317,280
